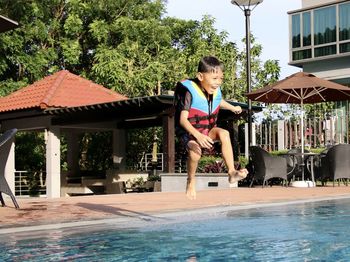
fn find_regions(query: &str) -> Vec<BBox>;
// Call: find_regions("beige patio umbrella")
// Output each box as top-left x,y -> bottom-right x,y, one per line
246,72 -> 350,185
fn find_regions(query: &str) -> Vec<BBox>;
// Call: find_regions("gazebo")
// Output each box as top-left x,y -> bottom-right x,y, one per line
0,69 -> 259,198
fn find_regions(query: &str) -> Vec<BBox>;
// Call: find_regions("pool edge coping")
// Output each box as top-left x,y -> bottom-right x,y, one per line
1,194 -> 350,235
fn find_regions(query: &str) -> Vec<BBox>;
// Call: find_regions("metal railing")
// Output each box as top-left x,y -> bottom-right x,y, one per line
255,115 -> 349,151
15,170 -> 46,196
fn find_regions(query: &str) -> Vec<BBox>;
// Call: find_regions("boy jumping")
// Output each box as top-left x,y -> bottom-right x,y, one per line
175,56 -> 248,200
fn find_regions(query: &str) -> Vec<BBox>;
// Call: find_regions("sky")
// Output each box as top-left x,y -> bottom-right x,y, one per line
165,0 -> 302,80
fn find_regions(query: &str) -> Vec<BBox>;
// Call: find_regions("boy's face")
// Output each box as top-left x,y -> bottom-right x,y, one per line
197,68 -> 224,95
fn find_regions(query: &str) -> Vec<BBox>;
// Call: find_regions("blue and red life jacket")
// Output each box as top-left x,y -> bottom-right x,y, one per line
178,79 -> 222,136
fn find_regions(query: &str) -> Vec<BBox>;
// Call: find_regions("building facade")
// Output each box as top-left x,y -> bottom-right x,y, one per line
287,0 -> 350,146
288,0 -> 350,85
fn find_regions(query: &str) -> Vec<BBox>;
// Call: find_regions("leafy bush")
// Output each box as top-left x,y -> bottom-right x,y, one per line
148,173 -> 161,181
271,147 -> 327,156
204,160 -> 227,173
238,156 -> 248,168
197,155 -> 247,173
197,156 -> 220,172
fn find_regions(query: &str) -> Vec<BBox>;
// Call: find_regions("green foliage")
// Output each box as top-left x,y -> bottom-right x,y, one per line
126,127 -> 162,169
15,132 -> 46,196
27,172 -> 41,196
197,155 -> 247,173
0,0 -> 279,99
15,131 -> 45,171
132,176 -> 145,187
197,156 -> 222,173
148,173 -> 161,181
238,155 -> 248,168
79,131 -> 113,171
15,131 -> 69,170
270,149 -> 289,156
0,0 -> 281,172
309,147 -> 328,154
272,147 -> 327,156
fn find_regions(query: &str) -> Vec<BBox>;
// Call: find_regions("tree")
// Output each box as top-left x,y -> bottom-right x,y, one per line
0,0 -> 279,98
0,0 -> 281,172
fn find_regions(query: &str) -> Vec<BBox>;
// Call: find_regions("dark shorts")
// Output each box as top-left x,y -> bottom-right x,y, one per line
179,133 -> 216,155
179,133 -> 195,152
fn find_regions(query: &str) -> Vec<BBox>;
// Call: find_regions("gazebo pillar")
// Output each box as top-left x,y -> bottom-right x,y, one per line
4,140 -> 15,193
112,128 -> 126,171
162,114 -> 175,173
46,127 -> 61,198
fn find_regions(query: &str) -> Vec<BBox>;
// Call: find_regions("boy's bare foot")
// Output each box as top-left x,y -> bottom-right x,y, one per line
228,169 -> 248,184
186,178 -> 196,200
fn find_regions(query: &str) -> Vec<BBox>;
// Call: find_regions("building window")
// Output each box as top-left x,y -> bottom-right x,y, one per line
292,49 -> 312,60
292,14 -> 301,48
340,42 -> 350,53
303,12 -> 311,46
339,2 -> 350,41
290,2 -> 350,62
315,45 -> 336,57
314,6 -> 336,45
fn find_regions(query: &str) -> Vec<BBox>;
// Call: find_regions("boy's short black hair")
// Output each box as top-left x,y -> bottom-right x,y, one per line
198,56 -> 224,73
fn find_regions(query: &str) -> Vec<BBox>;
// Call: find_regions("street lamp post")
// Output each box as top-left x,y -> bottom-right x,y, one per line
231,0 -> 263,157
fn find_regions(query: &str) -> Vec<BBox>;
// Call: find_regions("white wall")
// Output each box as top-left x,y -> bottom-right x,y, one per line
302,0 -> 335,8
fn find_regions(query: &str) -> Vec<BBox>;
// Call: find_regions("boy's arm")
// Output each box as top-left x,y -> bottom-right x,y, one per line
220,99 -> 242,114
179,110 -> 214,149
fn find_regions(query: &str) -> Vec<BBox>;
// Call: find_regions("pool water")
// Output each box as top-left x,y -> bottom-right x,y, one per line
1,198 -> 350,261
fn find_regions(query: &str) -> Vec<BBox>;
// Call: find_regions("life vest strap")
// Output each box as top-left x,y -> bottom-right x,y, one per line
192,123 -> 217,129
188,113 -> 218,123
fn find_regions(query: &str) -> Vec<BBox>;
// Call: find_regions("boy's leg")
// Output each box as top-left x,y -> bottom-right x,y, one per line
208,127 -> 248,183
186,140 -> 202,200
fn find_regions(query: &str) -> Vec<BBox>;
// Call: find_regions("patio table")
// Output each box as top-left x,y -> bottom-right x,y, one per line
285,151 -> 319,187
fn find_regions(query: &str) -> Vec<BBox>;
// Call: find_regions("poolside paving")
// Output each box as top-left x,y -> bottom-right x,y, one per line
1,186 -> 350,229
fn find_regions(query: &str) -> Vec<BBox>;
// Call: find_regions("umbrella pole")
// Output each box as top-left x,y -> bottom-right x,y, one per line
301,101 -> 304,155
301,102 -> 305,180
291,101 -> 315,188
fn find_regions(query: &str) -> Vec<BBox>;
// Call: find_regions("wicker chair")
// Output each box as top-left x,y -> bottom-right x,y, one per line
249,146 -> 288,187
319,144 -> 350,186
0,128 -> 19,208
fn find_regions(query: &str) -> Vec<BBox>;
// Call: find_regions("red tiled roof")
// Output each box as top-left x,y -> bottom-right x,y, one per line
0,70 -> 128,113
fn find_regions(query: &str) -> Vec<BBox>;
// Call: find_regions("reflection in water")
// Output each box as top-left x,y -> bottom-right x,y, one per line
186,255 -> 197,261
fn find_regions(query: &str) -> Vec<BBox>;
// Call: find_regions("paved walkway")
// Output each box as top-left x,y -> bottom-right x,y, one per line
1,186 -> 350,230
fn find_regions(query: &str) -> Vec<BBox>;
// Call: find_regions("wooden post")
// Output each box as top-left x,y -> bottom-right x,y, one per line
162,113 -> 175,173
284,120 -> 288,150
318,117 -> 323,147
269,122 -> 272,152
331,117 -> 334,145
271,123 -> 274,151
346,112 -> 349,144
264,123 -> 268,150
289,120 -> 293,149
294,121 -> 298,148
313,117 -> 316,147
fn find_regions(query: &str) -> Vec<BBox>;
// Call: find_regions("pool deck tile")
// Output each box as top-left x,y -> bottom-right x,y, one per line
1,186 -> 350,229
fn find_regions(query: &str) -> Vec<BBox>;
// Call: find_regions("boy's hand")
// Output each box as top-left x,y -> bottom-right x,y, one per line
195,133 -> 214,149
232,106 -> 242,114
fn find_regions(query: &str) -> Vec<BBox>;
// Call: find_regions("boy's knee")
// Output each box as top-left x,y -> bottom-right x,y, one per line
219,129 -> 230,141
188,150 -> 201,162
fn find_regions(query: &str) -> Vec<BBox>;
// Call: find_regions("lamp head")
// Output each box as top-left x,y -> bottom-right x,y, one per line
231,0 -> 263,7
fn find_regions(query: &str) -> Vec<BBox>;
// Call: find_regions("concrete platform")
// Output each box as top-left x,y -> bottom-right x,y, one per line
0,186 -> 350,230
161,173 -> 237,192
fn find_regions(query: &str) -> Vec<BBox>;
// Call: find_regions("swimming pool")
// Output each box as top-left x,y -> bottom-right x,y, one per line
1,197 -> 350,261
